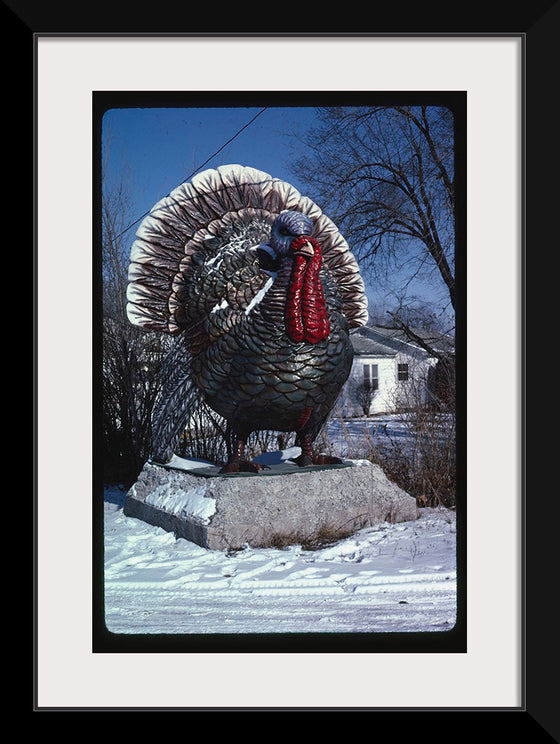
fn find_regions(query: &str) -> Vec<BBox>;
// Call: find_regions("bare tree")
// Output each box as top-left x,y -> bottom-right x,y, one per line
101,153 -> 171,485
291,105 -> 456,316
289,106 -> 457,505
349,378 -> 376,417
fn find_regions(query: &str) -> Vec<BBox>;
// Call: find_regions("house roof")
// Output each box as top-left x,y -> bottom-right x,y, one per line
350,331 -> 397,357
351,324 -> 455,357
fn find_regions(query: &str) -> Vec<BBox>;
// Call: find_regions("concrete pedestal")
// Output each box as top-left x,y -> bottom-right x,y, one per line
123,452 -> 418,551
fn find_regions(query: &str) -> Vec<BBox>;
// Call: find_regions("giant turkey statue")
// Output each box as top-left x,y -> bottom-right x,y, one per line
126,165 -> 368,473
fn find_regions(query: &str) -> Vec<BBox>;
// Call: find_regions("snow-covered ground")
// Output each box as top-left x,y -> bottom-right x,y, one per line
326,413 -> 454,458
104,484 -> 457,635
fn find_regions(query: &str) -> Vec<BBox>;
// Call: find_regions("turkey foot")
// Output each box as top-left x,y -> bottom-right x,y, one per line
291,432 -> 343,468
219,459 -> 267,474
291,453 -> 344,468
219,436 -> 268,474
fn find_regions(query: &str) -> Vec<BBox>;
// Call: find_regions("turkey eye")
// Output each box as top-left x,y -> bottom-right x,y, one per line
278,227 -> 290,236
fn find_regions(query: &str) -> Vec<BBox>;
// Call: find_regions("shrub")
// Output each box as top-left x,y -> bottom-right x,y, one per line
324,409 -> 456,508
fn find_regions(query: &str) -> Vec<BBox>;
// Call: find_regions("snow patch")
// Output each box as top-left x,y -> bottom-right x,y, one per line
253,446 -> 301,465
145,481 -> 216,523
350,459 -> 372,467
165,454 -> 216,471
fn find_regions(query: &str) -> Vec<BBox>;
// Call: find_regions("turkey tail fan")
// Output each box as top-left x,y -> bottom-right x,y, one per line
126,164 -> 368,334
150,333 -> 203,463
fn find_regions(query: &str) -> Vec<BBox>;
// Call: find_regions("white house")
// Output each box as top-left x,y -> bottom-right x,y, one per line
338,325 -> 455,416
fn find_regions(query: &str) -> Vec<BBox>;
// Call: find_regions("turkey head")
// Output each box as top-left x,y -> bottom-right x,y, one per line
257,210 -> 330,346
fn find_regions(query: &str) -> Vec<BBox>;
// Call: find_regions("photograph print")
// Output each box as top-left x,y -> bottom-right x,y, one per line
95,91 -> 465,652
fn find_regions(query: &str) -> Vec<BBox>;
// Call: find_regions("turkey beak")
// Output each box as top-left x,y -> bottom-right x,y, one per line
296,240 -> 315,259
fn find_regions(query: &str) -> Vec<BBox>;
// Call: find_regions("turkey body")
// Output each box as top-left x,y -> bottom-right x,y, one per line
195,256 -> 354,444
126,165 -> 368,471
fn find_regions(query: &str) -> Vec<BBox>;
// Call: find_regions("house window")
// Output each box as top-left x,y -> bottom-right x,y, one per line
363,363 -> 379,391
398,363 -> 409,381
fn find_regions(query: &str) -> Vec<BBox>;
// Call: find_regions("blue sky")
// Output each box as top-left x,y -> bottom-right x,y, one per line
101,104 -> 453,319
102,106 -> 317,218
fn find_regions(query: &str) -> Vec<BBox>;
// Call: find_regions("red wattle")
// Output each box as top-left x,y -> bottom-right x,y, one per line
285,236 -> 330,344
285,252 -> 306,342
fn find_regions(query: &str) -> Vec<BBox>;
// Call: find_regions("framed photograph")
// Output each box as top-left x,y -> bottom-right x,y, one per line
26,6 -> 544,724
93,87 -> 466,660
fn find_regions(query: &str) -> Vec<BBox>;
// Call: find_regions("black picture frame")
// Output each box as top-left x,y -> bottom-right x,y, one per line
21,1 -> 550,729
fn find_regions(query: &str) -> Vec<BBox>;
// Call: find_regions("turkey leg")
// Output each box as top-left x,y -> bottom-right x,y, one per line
292,431 -> 344,468
220,432 -> 266,474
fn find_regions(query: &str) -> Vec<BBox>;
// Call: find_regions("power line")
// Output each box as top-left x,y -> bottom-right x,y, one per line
110,106 -> 269,244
